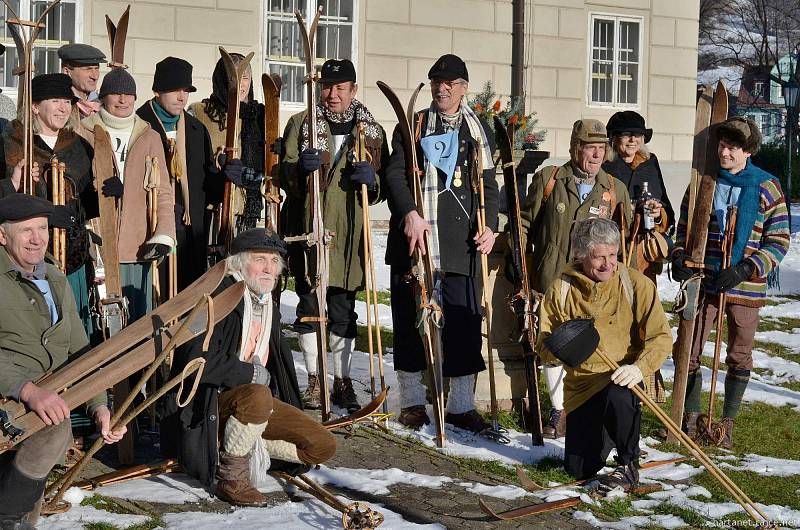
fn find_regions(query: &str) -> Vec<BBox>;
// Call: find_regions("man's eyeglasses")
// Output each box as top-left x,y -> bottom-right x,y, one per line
430,79 -> 465,89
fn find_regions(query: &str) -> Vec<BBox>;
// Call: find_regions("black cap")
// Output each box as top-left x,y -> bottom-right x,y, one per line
606,111 -> 653,143
0,194 -> 54,223
543,318 -> 600,368
58,43 -> 106,65
231,228 -> 287,256
31,73 -> 79,103
152,57 -> 197,93
428,54 -> 468,82
318,59 -> 356,84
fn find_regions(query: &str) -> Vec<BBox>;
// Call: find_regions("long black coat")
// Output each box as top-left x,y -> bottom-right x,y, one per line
602,153 -> 675,234
136,101 -> 219,289
160,276 -> 302,486
384,111 -> 498,276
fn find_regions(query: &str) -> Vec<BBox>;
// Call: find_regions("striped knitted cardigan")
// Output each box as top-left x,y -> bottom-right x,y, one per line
675,173 -> 790,307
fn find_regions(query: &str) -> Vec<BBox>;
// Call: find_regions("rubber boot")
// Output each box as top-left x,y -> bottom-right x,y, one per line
215,452 -> 268,506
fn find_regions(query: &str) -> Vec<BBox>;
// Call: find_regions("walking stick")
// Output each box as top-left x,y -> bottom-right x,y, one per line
626,212 -> 641,267
49,159 -> 66,271
593,347 -> 769,525
144,156 -> 161,304
702,205 -> 738,442
618,204 -> 628,266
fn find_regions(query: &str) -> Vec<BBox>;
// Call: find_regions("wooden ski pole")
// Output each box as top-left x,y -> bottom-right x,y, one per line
706,206 -> 738,435
366,213 -> 388,414
626,212 -> 641,267
618,204 -> 628,266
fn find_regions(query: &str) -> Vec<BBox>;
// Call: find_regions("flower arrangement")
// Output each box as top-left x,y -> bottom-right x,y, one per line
468,81 -> 547,150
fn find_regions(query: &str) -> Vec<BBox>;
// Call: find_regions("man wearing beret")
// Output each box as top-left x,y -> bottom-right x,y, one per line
384,54 -> 500,435
538,217 -> 671,492
81,68 -> 176,323
281,58 -> 388,413
59,43 -> 106,119
671,117 -> 790,448
0,194 -> 126,528
137,57 -> 230,290
161,228 -> 335,507
520,118 -> 632,440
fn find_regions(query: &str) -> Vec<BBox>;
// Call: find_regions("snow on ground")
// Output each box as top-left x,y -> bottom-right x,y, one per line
718,453 -> 800,477
95,473 -> 211,503
39,505 -> 150,529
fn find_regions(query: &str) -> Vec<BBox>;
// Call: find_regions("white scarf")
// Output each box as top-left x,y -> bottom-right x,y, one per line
231,271 -> 273,366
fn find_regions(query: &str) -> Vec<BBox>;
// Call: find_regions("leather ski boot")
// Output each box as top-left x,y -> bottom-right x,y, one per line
331,377 -> 360,414
599,462 -> 639,492
302,374 -> 321,410
215,452 -> 268,507
398,405 -> 430,429
718,417 -> 734,450
542,408 -> 566,439
683,411 -> 701,440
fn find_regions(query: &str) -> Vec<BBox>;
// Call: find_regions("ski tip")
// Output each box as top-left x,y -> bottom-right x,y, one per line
478,497 -> 502,519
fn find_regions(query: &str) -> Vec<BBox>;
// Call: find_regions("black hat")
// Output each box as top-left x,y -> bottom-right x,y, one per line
428,54 -> 469,82
99,68 -> 137,98
58,43 -> 106,65
606,111 -> 653,143
231,228 -> 287,256
0,43 -> 5,56
0,194 -> 54,224
31,73 -> 79,103
543,318 -> 600,368
319,59 -> 356,84
152,57 -> 197,93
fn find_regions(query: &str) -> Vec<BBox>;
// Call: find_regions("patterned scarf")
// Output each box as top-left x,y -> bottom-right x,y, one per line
301,99 -> 381,153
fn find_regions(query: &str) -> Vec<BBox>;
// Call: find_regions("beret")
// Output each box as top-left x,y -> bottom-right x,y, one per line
230,228 -> 287,256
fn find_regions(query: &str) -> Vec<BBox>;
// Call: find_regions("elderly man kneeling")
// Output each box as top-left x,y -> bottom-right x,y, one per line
537,217 -> 671,492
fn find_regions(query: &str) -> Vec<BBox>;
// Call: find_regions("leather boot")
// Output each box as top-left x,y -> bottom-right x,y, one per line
718,417 -> 734,450
600,461 -> 639,492
683,411 -> 701,439
542,408 -> 566,439
302,374 -> 321,410
0,514 -> 34,530
214,452 -> 268,507
398,405 -> 430,429
331,377 -> 360,413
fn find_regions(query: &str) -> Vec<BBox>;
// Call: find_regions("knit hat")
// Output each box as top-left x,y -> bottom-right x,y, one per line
543,318 -> 600,368
152,57 -> 197,93
31,73 -> 78,103
231,228 -> 287,256
606,111 -> 653,143
716,116 -> 762,155
99,68 -> 137,99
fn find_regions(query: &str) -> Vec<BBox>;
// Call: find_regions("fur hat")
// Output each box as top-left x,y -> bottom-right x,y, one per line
716,116 -> 762,155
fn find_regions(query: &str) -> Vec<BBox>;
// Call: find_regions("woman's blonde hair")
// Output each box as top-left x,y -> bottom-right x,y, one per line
609,134 -> 650,162
29,102 -> 76,134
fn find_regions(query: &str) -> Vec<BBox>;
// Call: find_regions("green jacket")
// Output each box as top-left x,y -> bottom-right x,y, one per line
0,248 -> 104,408
521,162 -> 632,294
280,110 -> 388,291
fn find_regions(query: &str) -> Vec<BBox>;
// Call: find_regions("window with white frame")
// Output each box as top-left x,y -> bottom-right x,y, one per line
589,14 -> 642,107
264,0 -> 356,106
0,0 -> 80,94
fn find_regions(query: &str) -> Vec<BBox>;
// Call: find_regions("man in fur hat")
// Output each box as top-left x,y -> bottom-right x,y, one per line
280,58 -> 388,413
671,116 -> 790,448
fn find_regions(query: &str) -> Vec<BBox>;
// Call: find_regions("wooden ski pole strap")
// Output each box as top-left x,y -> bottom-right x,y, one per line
175,358 -> 207,408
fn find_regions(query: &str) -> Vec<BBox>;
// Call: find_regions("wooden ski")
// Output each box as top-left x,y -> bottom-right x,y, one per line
377,80 -> 446,448
105,4 -> 130,68
323,387 -> 389,430
295,7 -> 333,421
74,459 -> 181,491
262,72 -> 282,232
494,116 -> 544,446
668,81 -> 728,443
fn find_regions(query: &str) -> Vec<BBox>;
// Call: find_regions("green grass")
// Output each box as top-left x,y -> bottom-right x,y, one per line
80,495 -> 165,530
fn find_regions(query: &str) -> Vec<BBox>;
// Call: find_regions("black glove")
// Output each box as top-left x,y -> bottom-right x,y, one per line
271,137 -> 284,156
50,205 -> 76,229
241,166 -> 263,187
349,161 -> 376,189
713,260 -> 755,291
102,176 -> 124,198
299,148 -> 321,173
223,158 -> 244,186
670,250 -> 694,282
174,203 -> 185,228
141,242 -> 171,262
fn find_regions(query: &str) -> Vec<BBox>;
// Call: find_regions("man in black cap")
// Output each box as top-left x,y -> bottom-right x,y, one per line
0,194 -> 126,528
59,43 -> 107,118
137,56 -> 232,290
161,227 -> 335,507
384,53 -> 500,436
280,58 -> 388,413
538,217 -> 670,492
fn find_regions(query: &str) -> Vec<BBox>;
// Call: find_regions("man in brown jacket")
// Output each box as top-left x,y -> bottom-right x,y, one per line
81,68 -> 175,322
538,218 -> 670,492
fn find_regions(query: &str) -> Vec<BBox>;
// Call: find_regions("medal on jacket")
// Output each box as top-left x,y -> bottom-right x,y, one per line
453,166 -> 463,188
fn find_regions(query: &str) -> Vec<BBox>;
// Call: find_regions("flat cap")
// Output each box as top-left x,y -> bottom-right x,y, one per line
319,59 -> 356,85
0,194 -> 54,223
543,318 -> 600,368
571,119 -> 609,144
231,228 -> 287,256
428,54 -> 469,82
58,43 -> 106,65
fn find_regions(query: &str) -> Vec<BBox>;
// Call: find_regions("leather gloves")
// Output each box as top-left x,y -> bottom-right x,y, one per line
271,137 -> 284,156
102,176 -> 124,198
713,260 -> 755,292
299,148 -> 321,173
223,158 -> 244,185
611,364 -> 643,388
50,205 -> 76,229
671,250 -> 693,282
141,243 -> 171,262
349,161 -> 376,189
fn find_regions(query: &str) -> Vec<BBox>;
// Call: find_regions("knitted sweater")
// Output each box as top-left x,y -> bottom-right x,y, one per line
675,173 -> 790,307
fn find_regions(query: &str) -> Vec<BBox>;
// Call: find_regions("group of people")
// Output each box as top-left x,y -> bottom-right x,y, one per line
0,41 -> 790,529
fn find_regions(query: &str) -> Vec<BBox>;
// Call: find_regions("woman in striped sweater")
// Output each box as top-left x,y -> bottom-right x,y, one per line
671,116 -> 790,449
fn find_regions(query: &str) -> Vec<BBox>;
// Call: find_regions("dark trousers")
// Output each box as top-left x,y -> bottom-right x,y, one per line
564,383 -> 641,480
390,268 -> 485,377
293,279 -> 357,339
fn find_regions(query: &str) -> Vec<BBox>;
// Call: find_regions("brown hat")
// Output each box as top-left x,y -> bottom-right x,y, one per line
716,116 -> 762,155
571,119 -> 609,144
